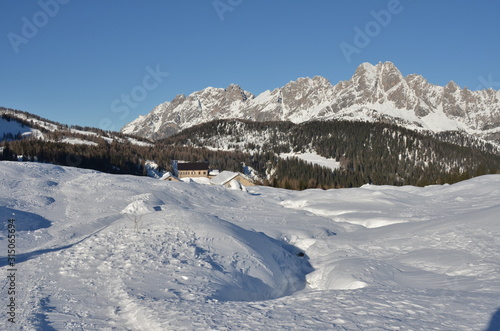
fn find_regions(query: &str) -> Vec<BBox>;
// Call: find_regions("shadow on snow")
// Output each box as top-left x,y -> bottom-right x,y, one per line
485,308 -> 500,331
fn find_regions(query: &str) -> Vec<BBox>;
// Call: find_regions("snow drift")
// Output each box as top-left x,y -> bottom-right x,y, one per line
0,161 -> 499,330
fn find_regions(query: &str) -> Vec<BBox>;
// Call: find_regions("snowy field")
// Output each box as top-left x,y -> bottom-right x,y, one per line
0,161 -> 499,330
280,152 -> 341,171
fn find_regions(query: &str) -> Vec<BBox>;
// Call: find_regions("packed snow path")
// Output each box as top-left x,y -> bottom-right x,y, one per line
0,162 -> 499,330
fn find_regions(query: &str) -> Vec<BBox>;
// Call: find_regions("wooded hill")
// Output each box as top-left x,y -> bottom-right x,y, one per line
160,119 -> 500,189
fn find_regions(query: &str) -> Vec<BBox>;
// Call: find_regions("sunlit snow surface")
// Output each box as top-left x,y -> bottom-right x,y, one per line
280,152 -> 341,171
0,162 -> 499,330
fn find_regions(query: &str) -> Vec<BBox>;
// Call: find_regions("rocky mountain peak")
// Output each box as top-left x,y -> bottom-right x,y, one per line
405,74 -> 429,88
282,76 -> 332,94
377,61 -> 399,72
378,62 -> 405,91
445,81 -> 460,91
170,94 -> 186,106
224,84 -> 253,102
355,62 -> 376,75
351,61 -> 404,92
312,75 -> 332,85
352,62 -> 377,88
122,62 -> 500,144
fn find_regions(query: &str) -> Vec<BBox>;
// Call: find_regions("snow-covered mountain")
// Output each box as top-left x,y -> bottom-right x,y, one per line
122,62 -> 500,143
1,161 -> 499,329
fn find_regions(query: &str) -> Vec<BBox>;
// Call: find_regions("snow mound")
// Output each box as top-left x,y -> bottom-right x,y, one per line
307,258 -> 370,290
56,206 -> 311,309
121,200 -> 156,215
228,178 -> 246,191
281,178 -> 500,228
141,208 -> 311,302
0,207 -> 51,232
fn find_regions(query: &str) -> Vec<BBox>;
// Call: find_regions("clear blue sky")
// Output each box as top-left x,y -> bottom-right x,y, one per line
1,1 -> 499,130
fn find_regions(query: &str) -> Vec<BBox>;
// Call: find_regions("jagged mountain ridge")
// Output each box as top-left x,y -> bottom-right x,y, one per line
122,62 -> 500,143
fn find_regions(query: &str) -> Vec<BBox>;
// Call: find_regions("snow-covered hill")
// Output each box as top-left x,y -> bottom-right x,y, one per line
1,161 -> 499,330
0,116 -> 42,141
0,107 -> 153,147
122,62 -> 500,143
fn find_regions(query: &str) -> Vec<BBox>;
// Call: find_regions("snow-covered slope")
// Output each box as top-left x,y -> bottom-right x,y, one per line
122,62 -> 500,143
280,151 -> 341,171
0,116 -> 45,140
1,161 -> 499,330
0,107 -> 153,147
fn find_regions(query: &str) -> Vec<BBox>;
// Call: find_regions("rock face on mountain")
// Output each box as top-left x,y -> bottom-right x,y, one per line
122,62 -> 500,143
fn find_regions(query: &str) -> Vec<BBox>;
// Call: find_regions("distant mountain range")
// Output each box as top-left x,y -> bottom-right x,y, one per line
121,62 -> 500,144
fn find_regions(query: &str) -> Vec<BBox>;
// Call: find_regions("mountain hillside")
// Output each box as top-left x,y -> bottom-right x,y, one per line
0,107 -> 152,147
160,119 -> 500,188
122,62 -> 500,143
0,107 -> 160,175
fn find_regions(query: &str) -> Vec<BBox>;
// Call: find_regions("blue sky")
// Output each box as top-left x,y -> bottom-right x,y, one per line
1,1 -> 499,129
